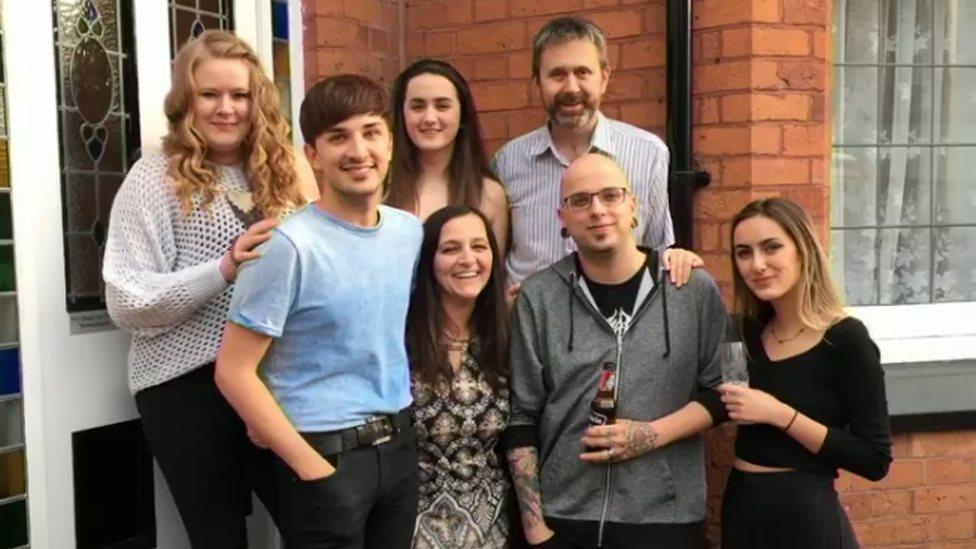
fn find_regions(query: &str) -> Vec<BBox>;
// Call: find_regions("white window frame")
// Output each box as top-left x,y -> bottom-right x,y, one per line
850,303 -> 976,364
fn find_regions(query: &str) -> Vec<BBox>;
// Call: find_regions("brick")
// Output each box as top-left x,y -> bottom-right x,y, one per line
405,31 -> 424,58
721,157 -> 752,187
343,0 -> 375,24
777,60 -> 827,90
699,251 -> 734,285
699,31 -> 721,63
479,112 -> 508,140
693,61 -> 752,93
504,53 -> 530,80
696,189 -> 754,220
470,81 -> 529,111
697,222 -> 721,252
892,434 -> 912,459
693,0 -> 780,29
588,9 -> 644,39
474,0 -> 509,22
642,2 -> 667,34
316,49 -> 369,76
507,109 -> 547,138
699,96 -> 720,124
783,124 -> 826,156
783,0 -> 828,25
621,38 -> 666,69
424,31 -> 453,56
852,460 -> 924,491
315,18 -> 367,48
750,158 -> 809,186
694,126 -> 780,155
927,459 -> 975,485
585,0 -> 620,6
870,490 -> 913,517
840,492 -> 873,521
813,30 -> 828,59
457,22 -> 525,54
407,1 -> 472,30
925,511 -> 975,542
853,516 -> 927,546
369,28 -> 395,53
604,73 -> 645,101
380,2 -> 398,29
619,100 -> 666,129
912,431 -> 976,457
779,187 -> 826,219
722,93 -> 810,122
914,485 -> 976,514
311,0 -> 342,16
722,27 -> 811,57
477,56 -> 511,81
510,0 -> 582,17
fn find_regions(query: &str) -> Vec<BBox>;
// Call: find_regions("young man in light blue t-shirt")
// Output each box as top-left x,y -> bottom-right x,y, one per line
215,74 -> 423,548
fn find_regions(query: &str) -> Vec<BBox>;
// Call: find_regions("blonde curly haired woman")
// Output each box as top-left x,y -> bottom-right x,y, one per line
103,30 -> 316,547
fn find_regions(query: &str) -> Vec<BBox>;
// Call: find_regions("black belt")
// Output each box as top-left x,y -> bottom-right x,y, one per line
303,409 -> 412,456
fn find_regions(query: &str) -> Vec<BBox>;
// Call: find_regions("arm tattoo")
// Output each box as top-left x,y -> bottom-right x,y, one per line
507,447 -> 545,530
624,422 -> 659,457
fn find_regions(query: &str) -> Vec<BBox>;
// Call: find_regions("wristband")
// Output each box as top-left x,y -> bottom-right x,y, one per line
783,409 -> 799,432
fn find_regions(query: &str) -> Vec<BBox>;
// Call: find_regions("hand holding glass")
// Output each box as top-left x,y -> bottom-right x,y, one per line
719,342 -> 749,386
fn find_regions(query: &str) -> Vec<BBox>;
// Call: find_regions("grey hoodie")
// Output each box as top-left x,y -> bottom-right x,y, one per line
508,250 -> 728,532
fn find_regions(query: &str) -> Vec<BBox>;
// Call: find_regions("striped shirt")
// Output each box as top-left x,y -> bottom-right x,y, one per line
492,112 -> 675,284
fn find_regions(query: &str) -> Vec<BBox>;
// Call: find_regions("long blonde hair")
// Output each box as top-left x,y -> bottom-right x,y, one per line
163,30 -> 303,218
730,198 -> 845,332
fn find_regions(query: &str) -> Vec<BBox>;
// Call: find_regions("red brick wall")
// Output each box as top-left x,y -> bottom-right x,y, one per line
302,1 -> 976,547
401,0 -> 668,154
304,0 -> 401,86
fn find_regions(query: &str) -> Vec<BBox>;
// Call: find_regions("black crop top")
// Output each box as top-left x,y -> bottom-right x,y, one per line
734,316 -> 893,480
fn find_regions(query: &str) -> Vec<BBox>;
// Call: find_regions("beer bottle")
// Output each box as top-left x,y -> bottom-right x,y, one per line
589,361 -> 617,427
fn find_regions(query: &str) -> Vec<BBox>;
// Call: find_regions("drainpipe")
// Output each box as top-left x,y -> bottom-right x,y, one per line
666,0 -> 711,250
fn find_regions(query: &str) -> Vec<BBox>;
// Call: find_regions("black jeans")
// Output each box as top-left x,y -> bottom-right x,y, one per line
275,421 -> 420,549
134,363 -> 278,549
540,518 -> 708,549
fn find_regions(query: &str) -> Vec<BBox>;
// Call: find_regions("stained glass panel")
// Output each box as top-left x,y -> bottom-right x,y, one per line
169,0 -> 234,60
0,448 -> 25,499
0,294 -> 17,346
0,400 -> 22,449
0,499 -> 28,548
272,0 -> 291,125
53,0 -> 140,311
0,350 -> 18,396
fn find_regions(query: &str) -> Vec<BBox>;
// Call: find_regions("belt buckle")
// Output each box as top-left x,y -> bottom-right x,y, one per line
360,416 -> 393,446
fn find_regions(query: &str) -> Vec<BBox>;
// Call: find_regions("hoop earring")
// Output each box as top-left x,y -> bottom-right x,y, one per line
560,227 -> 570,238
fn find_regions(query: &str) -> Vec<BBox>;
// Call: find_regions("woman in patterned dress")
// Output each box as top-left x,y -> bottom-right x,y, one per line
407,205 -> 512,548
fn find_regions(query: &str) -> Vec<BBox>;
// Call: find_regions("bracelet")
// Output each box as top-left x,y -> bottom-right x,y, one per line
783,409 -> 799,432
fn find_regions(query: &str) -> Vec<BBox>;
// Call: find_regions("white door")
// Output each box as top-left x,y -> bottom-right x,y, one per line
2,1 -> 304,546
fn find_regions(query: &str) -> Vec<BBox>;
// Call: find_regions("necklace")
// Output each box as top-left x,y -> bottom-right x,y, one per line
769,324 -> 806,344
442,333 -> 470,353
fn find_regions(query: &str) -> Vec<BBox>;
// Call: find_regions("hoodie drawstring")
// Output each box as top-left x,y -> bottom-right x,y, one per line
567,271 -> 577,352
660,266 -> 671,358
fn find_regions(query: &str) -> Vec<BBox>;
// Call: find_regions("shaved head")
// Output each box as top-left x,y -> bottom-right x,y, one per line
561,152 -> 630,198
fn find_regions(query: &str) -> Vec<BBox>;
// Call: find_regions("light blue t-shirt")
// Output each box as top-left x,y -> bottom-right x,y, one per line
228,204 -> 423,432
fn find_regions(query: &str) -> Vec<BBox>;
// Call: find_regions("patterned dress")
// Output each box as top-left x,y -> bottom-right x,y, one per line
411,348 -> 511,549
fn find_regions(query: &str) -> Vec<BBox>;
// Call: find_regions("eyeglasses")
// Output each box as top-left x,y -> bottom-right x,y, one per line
561,187 -> 629,211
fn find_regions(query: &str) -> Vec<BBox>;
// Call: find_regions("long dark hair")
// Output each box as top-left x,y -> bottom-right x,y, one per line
407,205 -> 509,389
387,59 -> 496,213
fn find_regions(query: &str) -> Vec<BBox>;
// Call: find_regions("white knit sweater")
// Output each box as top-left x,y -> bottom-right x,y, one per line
104,152 -> 251,393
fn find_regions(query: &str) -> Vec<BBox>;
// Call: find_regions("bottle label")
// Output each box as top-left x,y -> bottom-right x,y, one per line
589,410 -> 609,426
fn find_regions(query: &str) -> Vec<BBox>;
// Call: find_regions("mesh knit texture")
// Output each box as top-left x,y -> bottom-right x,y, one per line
104,152 -> 249,393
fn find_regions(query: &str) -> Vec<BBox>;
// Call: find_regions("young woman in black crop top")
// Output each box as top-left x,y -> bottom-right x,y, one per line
718,198 -> 892,549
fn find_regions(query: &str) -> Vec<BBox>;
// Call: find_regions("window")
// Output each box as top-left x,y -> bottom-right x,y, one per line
271,0 -> 291,124
52,0 -> 140,312
832,0 -> 976,364
0,3 -> 29,546
168,0 -> 234,60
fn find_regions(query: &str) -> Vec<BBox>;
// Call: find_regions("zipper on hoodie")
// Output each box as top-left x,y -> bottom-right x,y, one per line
572,267 -> 663,548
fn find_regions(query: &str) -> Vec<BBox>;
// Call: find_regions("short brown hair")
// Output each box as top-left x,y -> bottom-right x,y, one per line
299,74 -> 389,144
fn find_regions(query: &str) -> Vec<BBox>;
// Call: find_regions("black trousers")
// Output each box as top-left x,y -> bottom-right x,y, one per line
134,363 -> 279,549
721,468 -> 859,549
542,518 -> 708,549
275,422 -> 420,549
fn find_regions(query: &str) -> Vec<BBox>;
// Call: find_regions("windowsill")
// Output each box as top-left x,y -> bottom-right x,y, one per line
848,302 -> 976,364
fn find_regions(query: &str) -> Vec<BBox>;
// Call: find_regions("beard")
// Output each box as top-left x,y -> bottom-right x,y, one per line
545,90 -> 598,133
